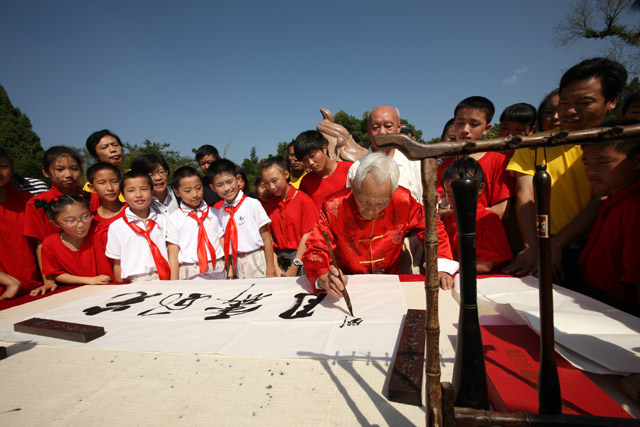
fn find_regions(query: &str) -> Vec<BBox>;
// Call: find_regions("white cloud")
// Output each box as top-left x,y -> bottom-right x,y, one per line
503,75 -> 517,85
516,66 -> 528,74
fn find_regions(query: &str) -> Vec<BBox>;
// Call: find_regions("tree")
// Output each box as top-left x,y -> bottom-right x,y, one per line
0,84 -> 45,179
122,139 -> 196,175
241,147 -> 261,190
554,0 -> 640,74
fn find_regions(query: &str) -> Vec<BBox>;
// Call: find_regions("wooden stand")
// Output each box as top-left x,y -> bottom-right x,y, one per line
14,317 -> 105,343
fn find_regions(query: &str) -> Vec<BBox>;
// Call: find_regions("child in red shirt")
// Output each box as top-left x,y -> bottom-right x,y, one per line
579,121 -> 640,314
0,147 -> 41,299
86,162 -> 125,253
261,157 -> 319,277
442,158 -> 513,274
33,195 -> 113,295
294,130 -> 352,210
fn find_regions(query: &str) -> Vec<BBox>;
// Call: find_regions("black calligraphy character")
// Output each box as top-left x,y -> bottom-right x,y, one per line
278,293 -> 327,319
83,292 -> 162,316
138,293 -> 212,316
339,316 -> 364,328
204,283 -> 272,320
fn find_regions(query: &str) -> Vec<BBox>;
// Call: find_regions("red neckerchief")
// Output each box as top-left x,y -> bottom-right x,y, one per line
123,213 -> 170,280
223,193 -> 248,270
186,204 -> 217,273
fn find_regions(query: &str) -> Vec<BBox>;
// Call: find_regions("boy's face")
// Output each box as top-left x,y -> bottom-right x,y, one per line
212,171 -> 240,203
440,126 -> 456,143
541,94 -> 561,131
0,156 -> 12,189
623,101 -> 640,121
287,145 -> 305,173
256,180 -> 272,203
558,77 -> 617,131
122,177 -> 153,214
302,147 -> 329,175
582,144 -> 639,194
89,169 -> 120,203
454,108 -> 491,141
499,121 -> 533,138
95,135 -> 123,166
174,175 -> 204,209
198,155 -> 216,173
443,179 -> 454,210
261,165 -> 290,199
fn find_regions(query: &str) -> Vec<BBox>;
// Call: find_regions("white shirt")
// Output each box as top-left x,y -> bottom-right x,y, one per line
106,205 -> 168,280
152,185 -> 180,215
166,200 -> 224,264
215,190 -> 271,254
347,148 -> 424,204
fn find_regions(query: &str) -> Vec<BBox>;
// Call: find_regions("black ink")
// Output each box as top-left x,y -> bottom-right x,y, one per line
83,291 -> 162,316
278,293 -> 327,319
339,316 -> 363,328
138,293 -> 212,316
204,284 -> 272,320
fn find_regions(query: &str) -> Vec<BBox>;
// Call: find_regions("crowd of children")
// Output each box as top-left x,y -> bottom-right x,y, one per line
0,57 -> 638,315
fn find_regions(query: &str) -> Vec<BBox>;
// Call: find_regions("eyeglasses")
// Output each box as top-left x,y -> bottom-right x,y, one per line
149,170 -> 168,178
62,214 -> 93,227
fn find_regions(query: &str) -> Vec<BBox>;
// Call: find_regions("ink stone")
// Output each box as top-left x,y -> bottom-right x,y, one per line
388,309 -> 426,406
14,317 -> 105,343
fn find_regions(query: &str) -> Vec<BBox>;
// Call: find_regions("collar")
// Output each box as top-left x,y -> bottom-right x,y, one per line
125,205 -> 158,224
222,190 -> 245,209
602,179 -> 640,209
179,200 -> 208,215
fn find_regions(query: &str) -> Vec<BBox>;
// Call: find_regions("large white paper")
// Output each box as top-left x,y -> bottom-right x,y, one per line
0,275 -> 407,361
467,276 -> 640,375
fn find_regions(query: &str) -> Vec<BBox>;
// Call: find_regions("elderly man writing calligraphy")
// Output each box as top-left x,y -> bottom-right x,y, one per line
303,153 -> 458,297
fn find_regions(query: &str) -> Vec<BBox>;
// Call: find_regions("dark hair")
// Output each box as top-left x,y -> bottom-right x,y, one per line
171,166 -> 201,189
254,174 -> 265,187
85,130 -> 123,159
440,118 -> 455,140
442,157 -> 485,187
206,158 -> 238,182
0,146 -> 12,169
235,165 -> 250,193
590,117 -> 640,157
293,130 -> 328,160
400,124 -> 413,136
42,146 -> 83,174
454,96 -> 495,123
622,89 -> 640,116
34,194 -> 90,222
86,162 -> 121,184
130,152 -> 170,175
195,144 -> 220,161
260,156 -> 288,174
559,57 -> 628,102
537,89 -> 560,131
120,170 -> 153,190
500,103 -> 537,128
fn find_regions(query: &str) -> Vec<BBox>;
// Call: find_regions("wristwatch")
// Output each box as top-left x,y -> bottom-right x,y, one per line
292,259 -> 304,267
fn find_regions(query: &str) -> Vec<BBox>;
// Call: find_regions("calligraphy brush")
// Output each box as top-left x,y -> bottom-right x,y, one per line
322,230 -> 354,317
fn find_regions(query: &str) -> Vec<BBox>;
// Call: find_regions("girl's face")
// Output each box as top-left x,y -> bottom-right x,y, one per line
148,164 -> 168,196
55,202 -> 92,239
43,155 -> 82,193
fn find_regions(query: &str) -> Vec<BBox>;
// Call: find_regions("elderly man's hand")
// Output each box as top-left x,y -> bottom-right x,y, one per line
317,265 -> 348,298
438,272 -> 454,290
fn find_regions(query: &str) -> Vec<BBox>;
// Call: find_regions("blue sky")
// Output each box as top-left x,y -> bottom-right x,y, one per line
0,0 -> 629,165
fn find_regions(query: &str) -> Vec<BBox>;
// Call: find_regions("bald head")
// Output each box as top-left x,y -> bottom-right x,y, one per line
367,105 -> 402,154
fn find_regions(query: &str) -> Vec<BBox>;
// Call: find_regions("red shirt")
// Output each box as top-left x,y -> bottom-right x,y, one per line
263,184 -> 319,250
303,186 -> 453,286
41,223 -> 113,280
23,186 -> 100,242
476,152 -> 514,209
444,207 -> 513,267
579,179 -> 640,303
0,187 -> 41,290
300,161 -> 352,210
93,208 -> 126,255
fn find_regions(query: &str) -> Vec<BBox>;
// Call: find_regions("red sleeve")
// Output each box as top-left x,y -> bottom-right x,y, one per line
436,217 -> 453,260
301,208 -> 332,291
23,198 -> 50,241
299,193 -> 319,234
41,235 -> 66,276
481,153 -> 514,207
407,196 -> 452,260
475,212 -> 513,264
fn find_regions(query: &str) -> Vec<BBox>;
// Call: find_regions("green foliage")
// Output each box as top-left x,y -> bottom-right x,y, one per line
484,124 -> 501,140
334,110 -> 369,148
0,84 -> 45,179
122,139 -> 197,182
241,147 -> 261,190
274,141 -> 290,158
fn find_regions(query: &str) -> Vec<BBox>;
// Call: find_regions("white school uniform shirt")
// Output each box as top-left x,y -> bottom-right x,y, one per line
166,200 -> 224,265
346,148 -> 424,204
215,190 -> 271,254
105,205 -> 169,280
151,185 -> 180,215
